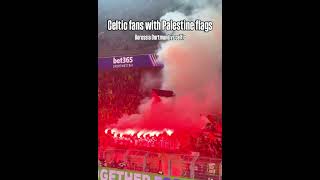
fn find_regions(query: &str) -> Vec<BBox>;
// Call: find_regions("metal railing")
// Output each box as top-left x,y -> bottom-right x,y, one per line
99,148 -> 222,180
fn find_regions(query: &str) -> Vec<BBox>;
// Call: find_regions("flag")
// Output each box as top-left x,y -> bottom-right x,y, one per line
151,89 -> 175,97
151,90 -> 161,104
151,89 -> 175,104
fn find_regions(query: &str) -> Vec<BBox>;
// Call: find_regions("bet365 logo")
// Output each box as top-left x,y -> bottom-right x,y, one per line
113,56 -> 133,64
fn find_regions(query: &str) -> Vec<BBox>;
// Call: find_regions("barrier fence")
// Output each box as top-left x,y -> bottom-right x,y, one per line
98,148 -> 222,180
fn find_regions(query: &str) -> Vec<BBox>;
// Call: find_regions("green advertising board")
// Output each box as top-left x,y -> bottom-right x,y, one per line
98,167 -> 193,180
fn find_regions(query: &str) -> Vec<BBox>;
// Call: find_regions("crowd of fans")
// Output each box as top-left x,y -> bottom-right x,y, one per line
98,67 -> 162,147
98,1 -> 222,177
98,68 -> 161,123
196,119 -> 222,159
104,132 -> 181,153
99,159 -> 165,175
98,67 -> 222,159
98,31 -> 159,55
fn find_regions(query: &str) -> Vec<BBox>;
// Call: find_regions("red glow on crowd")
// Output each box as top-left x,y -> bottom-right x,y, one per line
103,127 -> 183,152
105,128 -> 174,138
98,68 -> 222,158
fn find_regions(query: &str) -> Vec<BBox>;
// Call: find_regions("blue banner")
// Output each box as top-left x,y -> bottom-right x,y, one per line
98,54 -> 163,70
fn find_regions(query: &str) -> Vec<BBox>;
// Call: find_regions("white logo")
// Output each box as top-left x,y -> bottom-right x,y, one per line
113,56 -> 133,64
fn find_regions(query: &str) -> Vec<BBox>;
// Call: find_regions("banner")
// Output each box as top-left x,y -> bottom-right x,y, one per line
151,89 -> 175,97
98,54 -> 163,70
98,167 -> 192,180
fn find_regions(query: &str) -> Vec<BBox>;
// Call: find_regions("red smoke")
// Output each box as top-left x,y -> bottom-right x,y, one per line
105,3 -> 222,144
110,96 -> 209,136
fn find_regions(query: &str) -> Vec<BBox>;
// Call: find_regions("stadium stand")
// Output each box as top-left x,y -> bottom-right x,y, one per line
98,67 -> 222,179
